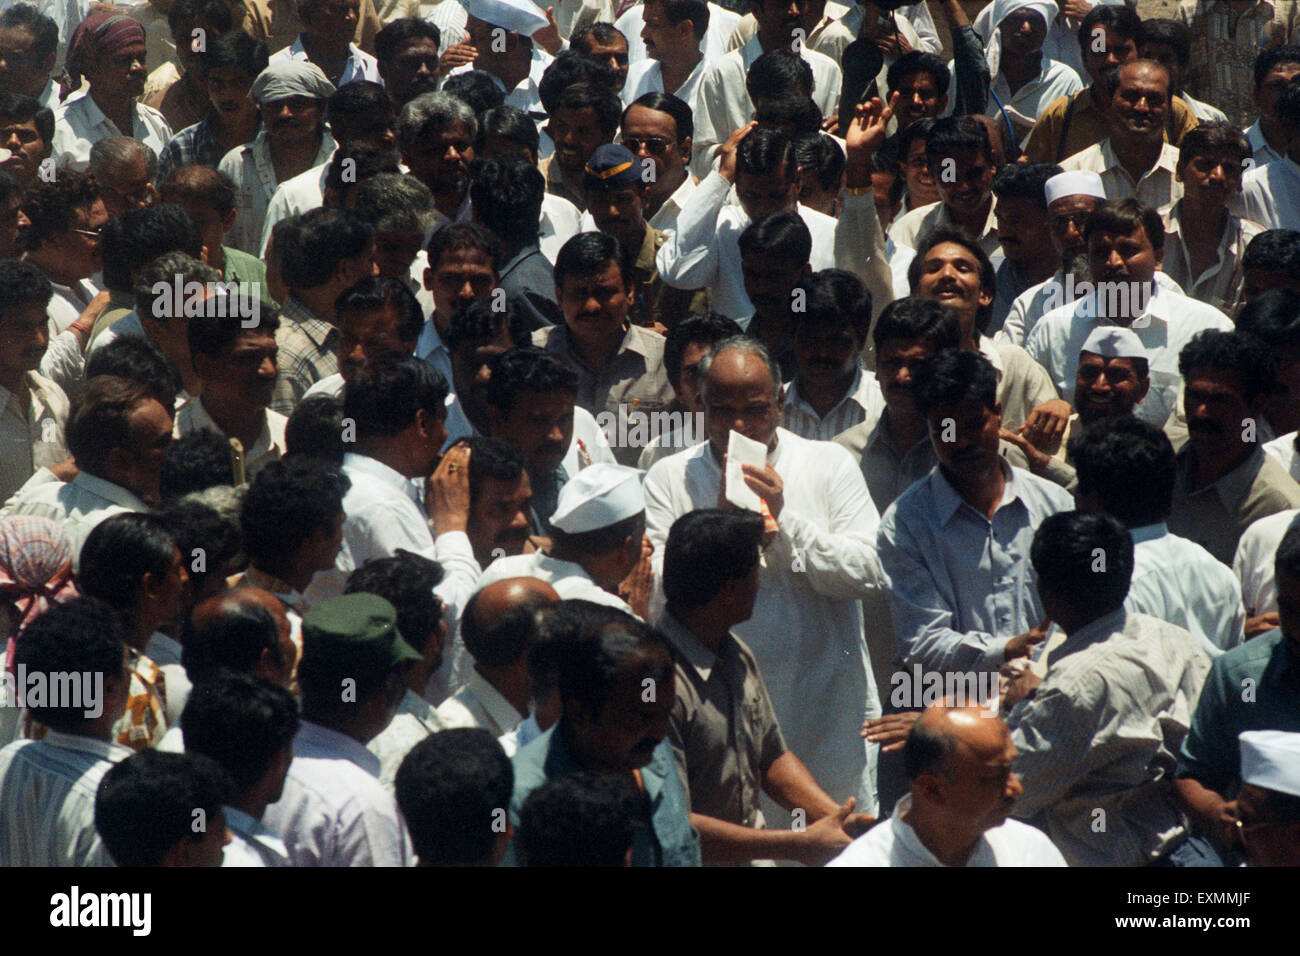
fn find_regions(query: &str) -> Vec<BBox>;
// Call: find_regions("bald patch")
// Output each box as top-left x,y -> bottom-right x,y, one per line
473,577 -> 560,629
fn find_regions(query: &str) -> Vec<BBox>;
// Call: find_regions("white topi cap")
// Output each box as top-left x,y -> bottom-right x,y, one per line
462,0 -> 548,37
550,463 -> 645,534
1044,170 -> 1107,206
1080,325 -> 1147,360
1240,730 -> 1300,798
988,0 -> 1058,32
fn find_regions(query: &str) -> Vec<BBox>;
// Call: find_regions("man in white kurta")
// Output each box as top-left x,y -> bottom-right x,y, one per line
644,340 -> 885,821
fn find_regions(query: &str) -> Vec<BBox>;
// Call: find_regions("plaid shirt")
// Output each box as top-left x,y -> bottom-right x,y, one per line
157,117 -> 224,181
271,297 -> 338,416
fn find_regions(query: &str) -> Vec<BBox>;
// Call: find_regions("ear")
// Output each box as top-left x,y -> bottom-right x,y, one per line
1134,375 -> 1151,405
679,135 -> 692,163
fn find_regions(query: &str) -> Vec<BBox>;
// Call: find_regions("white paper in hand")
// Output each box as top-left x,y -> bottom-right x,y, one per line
725,429 -> 767,512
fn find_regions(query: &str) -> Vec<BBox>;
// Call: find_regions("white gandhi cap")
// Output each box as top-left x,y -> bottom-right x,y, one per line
462,0 -> 548,37
1240,730 -> 1300,797
1044,170 -> 1107,206
1080,325 -> 1147,360
550,463 -> 645,534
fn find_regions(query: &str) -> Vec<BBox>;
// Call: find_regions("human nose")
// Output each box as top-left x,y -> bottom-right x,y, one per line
1006,772 -> 1023,800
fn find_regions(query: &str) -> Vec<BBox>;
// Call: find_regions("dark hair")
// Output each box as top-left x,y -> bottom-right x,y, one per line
1069,416 -> 1175,528
648,0 -> 709,38
886,50 -> 950,97
572,22 -> 626,57
187,309 -> 281,362
20,170 -> 99,249
1244,229 -> 1300,273
200,28 -> 268,76
442,70 -> 507,115
181,671 -> 299,791
872,296 -> 961,352
737,210 -> 811,261
0,3 -> 58,60
662,508 -> 764,610
0,259 -> 52,321
84,337 -> 182,410
0,167 -> 17,206
94,750 -> 230,867
328,78 -> 393,130
160,430 -> 235,500
485,347 -> 578,414
323,141 -> 401,195
1078,3 -> 1142,53
1176,121 -> 1251,171
1271,74 -> 1300,126
1178,329 -> 1276,405
154,497 -> 241,597
101,204 -> 204,294
13,597 -> 124,733
790,269 -> 871,341
539,52 -> 618,111
897,118 -> 937,158
158,165 -> 237,216
425,220 -> 500,273
911,347 -> 999,417
907,226 -> 997,330
133,251 -> 220,323
663,313 -> 742,391
478,104 -> 539,157
1236,289 -> 1300,349
469,154 -> 545,248
335,275 -> 424,343
278,208 -> 374,290
0,91 -> 53,145
736,126 -> 796,181
550,81 -> 622,138
519,770 -> 638,866
460,574 -> 551,669
242,457 -> 349,569
1138,18 -> 1190,68
794,133 -> 845,192
66,375 -> 164,476
1275,521 -> 1300,580
394,729 -> 513,866
556,612 -> 670,717
747,49 -> 813,102
344,351 -> 449,439
166,0 -> 233,40
345,550 -> 445,655
925,115 -> 993,167
180,591 -> 284,682
285,395 -> 346,463
375,17 -> 441,64
756,94 -> 822,138
553,231 -> 629,289
1031,510 -> 1134,615
625,91 -> 693,143
78,513 -> 177,614
991,161 -> 1062,210
445,295 -> 528,357
1254,43 -> 1300,90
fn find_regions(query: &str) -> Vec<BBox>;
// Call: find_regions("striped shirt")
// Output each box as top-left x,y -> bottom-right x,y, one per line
780,367 -> 885,441
0,730 -> 132,866
157,117 -> 225,181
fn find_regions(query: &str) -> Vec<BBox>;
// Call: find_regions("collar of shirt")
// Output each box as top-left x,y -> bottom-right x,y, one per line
650,174 -> 696,225
888,793 -> 991,866
782,366 -> 871,420
281,297 -> 335,348
296,719 -> 382,777
40,728 -> 132,763
1075,279 -> 1168,325
342,451 -> 412,498
145,631 -> 182,666
549,321 -> 655,369
397,688 -> 442,734
544,721 -> 667,806
74,89 -> 142,139
1246,120 -> 1283,164
1165,199 -> 1245,258
0,372 -> 52,421
657,610 -> 727,682
935,194 -> 998,243
428,192 -> 473,233
1052,605 -> 1128,662
1176,445 -> 1268,512
415,319 -> 446,361
1097,138 -> 1179,184
928,456 -> 1024,526
466,669 -> 525,732
185,397 -> 283,458
224,804 -> 289,858
976,334 -> 1008,380
1128,521 -> 1170,545
70,471 -> 148,511
241,565 -> 304,609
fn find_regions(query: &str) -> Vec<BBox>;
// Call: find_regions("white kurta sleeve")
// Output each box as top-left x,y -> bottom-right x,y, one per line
835,189 -> 895,321
655,171 -> 731,291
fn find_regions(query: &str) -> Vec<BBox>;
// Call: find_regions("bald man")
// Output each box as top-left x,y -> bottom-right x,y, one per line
437,578 -> 560,744
831,703 -> 1065,866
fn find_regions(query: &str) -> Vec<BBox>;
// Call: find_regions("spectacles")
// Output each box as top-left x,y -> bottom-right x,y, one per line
72,226 -> 103,239
621,135 -> 672,156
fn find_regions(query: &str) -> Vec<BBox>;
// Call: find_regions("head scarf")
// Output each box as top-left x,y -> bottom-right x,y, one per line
0,516 -> 78,676
63,11 -> 147,100
249,61 -> 337,106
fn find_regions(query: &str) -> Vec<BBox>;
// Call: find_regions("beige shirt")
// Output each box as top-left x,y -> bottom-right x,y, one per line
888,197 -> 1001,260
241,0 -> 383,53
174,396 -> 288,482
1160,200 -> 1264,314
1169,446 -> 1300,565
0,372 -> 69,504
1059,139 -> 1183,215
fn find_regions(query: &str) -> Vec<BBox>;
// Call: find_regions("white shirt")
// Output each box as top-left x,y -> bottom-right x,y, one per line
435,669 -> 525,737
644,429 -> 884,817
1059,139 -> 1183,214
1264,430 -> 1300,483
51,90 -> 172,172
46,277 -> 99,336
1233,507 -> 1300,616
174,397 -> 288,481
1126,522 -> 1245,659
996,268 -> 1183,348
258,163 -> 330,256
303,371 -> 345,400
988,59 -> 1084,147
617,1 -> 742,64
1179,90 -> 1228,124
262,720 -> 413,866
656,171 -> 837,319
1246,119 -> 1285,168
1024,282 -> 1233,429
780,366 -> 885,441
539,193 -> 582,265
367,688 -> 447,790
0,730 -> 132,866
827,793 -> 1066,867
218,128 -> 337,254
0,371 -> 69,505
690,35 -> 841,179
476,550 -> 632,612
0,469 -> 148,564
221,805 -> 290,867
1236,153 -> 1300,230
578,175 -> 696,237
270,37 -> 381,87
621,57 -> 707,116
1160,200 -> 1263,314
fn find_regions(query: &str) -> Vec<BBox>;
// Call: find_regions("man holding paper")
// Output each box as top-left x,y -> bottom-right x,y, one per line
643,335 -> 887,825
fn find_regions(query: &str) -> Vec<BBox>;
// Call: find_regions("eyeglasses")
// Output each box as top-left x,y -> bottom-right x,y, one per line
621,135 -> 672,157
72,226 -> 104,239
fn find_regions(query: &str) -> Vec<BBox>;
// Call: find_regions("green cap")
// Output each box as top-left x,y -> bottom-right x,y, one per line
300,593 -> 422,674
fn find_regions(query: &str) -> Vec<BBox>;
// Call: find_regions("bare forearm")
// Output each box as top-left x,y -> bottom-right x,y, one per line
1175,777 -> 1229,834
691,813 -> 808,864
763,751 -> 842,819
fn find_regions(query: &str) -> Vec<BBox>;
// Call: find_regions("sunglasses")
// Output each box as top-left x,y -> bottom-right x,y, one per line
620,135 -> 673,157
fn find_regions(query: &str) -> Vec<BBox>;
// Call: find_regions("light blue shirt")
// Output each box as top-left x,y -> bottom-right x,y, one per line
1126,523 -> 1245,659
878,461 -> 1074,674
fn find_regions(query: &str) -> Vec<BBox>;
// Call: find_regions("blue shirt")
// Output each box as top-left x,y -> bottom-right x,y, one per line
878,461 -> 1074,674
508,724 -> 700,867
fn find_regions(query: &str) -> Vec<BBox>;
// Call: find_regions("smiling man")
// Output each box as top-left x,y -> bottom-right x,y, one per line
541,81 -> 621,212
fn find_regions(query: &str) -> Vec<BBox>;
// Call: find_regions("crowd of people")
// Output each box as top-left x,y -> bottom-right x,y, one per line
0,0 -> 1298,869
